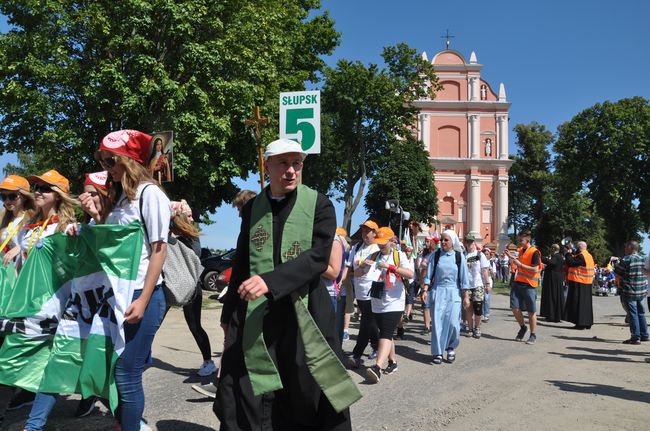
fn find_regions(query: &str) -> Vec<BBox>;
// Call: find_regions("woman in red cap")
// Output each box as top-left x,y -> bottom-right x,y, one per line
81,171 -> 111,224
83,130 -> 170,431
0,175 -> 35,268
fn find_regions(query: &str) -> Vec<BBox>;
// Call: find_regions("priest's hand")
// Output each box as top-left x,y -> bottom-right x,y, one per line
238,275 -> 270,301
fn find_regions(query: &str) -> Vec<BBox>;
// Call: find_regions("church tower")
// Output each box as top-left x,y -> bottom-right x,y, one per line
413,48 -> 513,252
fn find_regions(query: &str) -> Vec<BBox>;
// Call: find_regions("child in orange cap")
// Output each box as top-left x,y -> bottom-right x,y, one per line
0,175 -> 35,267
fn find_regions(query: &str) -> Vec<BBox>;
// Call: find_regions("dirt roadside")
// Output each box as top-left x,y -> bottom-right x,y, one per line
2,292 -> 649,430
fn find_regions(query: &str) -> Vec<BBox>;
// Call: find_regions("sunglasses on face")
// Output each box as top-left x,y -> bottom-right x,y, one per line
33,184 -> 53,194
99,155 -> 117,169
0,193 -> 18,202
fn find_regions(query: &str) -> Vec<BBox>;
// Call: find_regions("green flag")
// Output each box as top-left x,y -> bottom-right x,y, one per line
0,222 -> 143,411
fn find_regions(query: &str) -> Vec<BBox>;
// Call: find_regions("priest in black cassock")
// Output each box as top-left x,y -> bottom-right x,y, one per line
214,139 -> 360,431
539,244 -> 565,322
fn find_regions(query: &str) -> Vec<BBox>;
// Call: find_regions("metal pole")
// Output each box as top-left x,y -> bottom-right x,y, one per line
398,206 -> 403,245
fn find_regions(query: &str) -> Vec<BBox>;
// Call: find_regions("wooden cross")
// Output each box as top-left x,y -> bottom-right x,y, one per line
245,106 -> 270,191
283,241 -> 302,261
251,225 -> 270,251
441,29 -> 455,49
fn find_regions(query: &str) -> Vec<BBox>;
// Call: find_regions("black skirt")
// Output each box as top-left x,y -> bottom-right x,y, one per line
563,281 -> 593,327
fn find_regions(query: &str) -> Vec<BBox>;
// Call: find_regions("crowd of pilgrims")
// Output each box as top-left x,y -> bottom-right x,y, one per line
0,130 -> 645,430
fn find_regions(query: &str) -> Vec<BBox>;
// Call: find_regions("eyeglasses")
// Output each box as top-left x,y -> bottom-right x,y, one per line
99,155 -> 117,169
33,184 -> 54,194
0,193 -> 18,202
272,160 -> 303,171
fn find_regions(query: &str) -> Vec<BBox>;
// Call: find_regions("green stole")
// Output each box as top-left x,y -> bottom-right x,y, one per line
243,185 -> 362,413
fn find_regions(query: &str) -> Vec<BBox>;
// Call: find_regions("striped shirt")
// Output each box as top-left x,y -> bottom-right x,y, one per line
615,253 -> 648,299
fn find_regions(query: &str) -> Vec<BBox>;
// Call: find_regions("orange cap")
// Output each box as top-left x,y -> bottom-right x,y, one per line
374,227 -> 395,245
360,220 -> 379,231
29,169 -> 70,194
0,175 -> 30,191
335,227 -> 347,237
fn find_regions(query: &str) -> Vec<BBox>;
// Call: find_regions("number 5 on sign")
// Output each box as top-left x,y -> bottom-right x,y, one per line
279,90 -> 320,154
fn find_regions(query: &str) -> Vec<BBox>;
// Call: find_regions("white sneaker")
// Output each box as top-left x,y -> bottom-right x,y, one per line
140,419 -> 152,431
197,360 -> 218,376
191,382 -> 217,399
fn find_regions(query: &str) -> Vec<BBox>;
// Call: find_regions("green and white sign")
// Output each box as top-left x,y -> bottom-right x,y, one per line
279,90 -> 321,154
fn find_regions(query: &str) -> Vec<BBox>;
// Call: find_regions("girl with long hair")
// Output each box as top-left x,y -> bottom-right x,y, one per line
170,199 -> 217,377
82,129 -> 170,431
14,170 -> 79,421
0,175 -> 35,267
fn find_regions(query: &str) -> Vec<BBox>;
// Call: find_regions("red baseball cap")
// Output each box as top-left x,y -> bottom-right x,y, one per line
84,171 -> 108,190
99,130 -> 152,165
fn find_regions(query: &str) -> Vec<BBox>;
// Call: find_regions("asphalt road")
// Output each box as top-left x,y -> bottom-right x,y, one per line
2,291 -> 649,430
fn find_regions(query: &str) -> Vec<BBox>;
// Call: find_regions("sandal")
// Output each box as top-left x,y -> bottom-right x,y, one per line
446,350 -> 456,363
432,355 -> 443,365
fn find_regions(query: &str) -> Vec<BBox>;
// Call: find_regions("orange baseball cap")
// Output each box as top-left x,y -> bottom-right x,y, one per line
29,169 -> 70,194
335,227 -> 348,237
360,220 -> 379,231
0,175 -> 30,191
374,227 -> 395,245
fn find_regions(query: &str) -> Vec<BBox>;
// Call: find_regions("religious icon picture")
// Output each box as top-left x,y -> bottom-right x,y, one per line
148,131 -> 174,183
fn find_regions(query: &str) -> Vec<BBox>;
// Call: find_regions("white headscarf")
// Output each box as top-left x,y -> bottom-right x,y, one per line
442,229 -> 462,253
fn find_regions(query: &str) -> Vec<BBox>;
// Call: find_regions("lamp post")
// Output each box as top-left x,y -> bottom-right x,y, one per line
385,199 -> 410,244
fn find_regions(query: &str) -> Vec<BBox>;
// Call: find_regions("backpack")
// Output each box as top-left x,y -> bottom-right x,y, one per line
430,249 -> 462,288
139,184 -> 203,306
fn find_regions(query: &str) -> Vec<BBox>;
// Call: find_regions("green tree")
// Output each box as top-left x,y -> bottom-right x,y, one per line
554,97 -> 650,255
507,123 -> 554,240
302,43 -> 440,231
363,136 -> 437,229
0,0 -> 339,215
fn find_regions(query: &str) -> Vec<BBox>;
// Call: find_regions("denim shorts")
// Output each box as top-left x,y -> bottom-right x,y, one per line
510,282 -> 537,313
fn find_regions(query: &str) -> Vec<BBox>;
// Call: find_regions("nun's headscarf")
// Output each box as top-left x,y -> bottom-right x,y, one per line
441,229 -> 462,252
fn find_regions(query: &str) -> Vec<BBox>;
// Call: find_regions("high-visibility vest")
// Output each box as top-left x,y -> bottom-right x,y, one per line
514,246 -> 541,288
567,250 -> 595,285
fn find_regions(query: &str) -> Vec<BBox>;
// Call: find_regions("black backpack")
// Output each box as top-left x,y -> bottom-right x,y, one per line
430,249 -> 462,288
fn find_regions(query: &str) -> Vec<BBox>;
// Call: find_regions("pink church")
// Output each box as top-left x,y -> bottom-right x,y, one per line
412,49 -> 513,252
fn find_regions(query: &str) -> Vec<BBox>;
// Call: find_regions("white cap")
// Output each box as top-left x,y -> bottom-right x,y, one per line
263,138 -> 307,161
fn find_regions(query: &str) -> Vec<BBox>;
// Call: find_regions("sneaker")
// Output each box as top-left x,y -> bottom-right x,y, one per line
342,330 -> 350,341
140,418 -> 152,431
383,361 -> 398,375
6,389 -> 35,411
396,326 -> 405,339
515,325 -> 528,341
460,326 -> 471,337
482,316 -> 490,323
472,328 -> 481,339
623,338 -> 641,345
366,365 -> 381,383
191,382 -> 217,399
197,360 -> 218,377
347,356 -> 363,369
74,396 -> 97,418
640,336 -> 649,342
368,349 -> 378,360
526,334 -> 537,345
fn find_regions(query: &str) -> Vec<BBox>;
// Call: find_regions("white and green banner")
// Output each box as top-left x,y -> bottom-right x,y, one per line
0,222 -> 143,411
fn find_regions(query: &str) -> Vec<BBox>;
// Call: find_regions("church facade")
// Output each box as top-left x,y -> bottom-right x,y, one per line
412,49 -> 512,251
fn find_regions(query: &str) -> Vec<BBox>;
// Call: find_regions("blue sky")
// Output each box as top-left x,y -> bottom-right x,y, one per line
2,1 -> 650,251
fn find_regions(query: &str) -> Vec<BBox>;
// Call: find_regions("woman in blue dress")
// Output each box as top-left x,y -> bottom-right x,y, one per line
422,230 -> 469,364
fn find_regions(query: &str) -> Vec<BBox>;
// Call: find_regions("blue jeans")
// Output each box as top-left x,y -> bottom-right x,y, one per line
483,291 -> 491,317
336,295 -> 346,345
624,295 -> 648,340
24,393 -> 59,430
115,285 -> 166,431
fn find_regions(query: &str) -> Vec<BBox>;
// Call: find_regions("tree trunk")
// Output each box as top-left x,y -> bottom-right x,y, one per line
342,139 -> 367,233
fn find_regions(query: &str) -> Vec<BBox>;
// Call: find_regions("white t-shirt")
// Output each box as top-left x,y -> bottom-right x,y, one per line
370,251 -> 413,313
17,219 -> 59,269
466,250 -> 490,288
347,242 -> 380,300
106,183 -> 171,289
